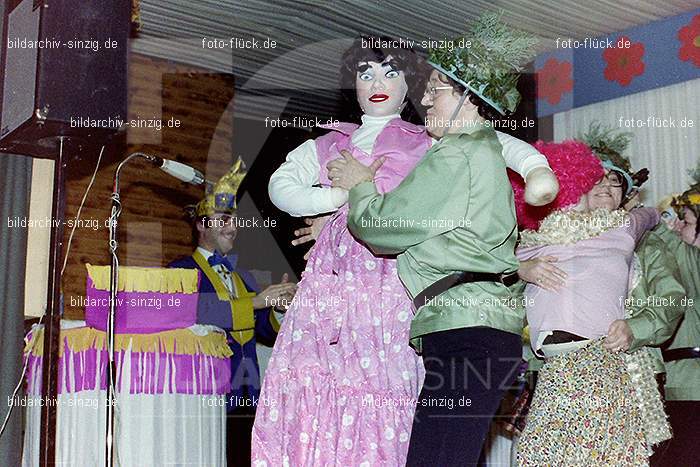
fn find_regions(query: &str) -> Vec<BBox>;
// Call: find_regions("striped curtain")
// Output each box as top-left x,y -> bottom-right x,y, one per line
554,78 -> 700,207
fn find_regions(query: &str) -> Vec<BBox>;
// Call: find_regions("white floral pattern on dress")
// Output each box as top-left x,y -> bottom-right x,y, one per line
252,206 -> 425,466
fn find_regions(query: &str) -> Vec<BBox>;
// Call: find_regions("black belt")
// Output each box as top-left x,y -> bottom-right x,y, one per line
542,330 -> 587,345
662,347 -> 700,362
412,270 -> 519,309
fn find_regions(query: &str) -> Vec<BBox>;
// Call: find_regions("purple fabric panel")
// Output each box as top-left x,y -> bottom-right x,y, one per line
625,207 -> 661,243
73,353 -> 83,392
156,354 -> 166,394
25,355 -> 42,395
84,277 -> 197,333
175,351 -> 193,394
25,349 -> 231,395
60,339 -> 68,392
85,347 -> 99,391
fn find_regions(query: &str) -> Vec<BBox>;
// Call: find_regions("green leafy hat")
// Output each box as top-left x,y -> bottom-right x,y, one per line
578,122 -> 649,196
426,11 -> 539,116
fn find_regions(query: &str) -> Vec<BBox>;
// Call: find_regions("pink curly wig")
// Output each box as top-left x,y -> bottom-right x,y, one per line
508,140 -> 605,231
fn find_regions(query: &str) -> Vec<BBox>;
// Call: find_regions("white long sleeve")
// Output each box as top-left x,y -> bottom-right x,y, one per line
269,123 -> 551,217
428,131 -> 551,177
268,113 -> 399,217
268,139 -> 348,217
495,131 -> 551,178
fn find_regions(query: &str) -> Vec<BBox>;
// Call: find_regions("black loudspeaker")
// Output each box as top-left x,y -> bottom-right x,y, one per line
0,0 -> 129,158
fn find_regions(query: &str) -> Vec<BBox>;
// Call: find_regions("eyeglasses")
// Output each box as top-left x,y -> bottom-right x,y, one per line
594,173 -> 624,188
425,85 -> 453,97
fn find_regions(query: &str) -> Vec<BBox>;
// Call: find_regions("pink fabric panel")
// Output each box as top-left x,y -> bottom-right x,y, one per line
85,277 -> 197,333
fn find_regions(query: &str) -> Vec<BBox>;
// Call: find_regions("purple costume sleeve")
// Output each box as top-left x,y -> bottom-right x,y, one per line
625,207 -> 661,244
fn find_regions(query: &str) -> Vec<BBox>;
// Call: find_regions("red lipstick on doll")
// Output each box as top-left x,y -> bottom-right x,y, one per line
369,94 -> 389,103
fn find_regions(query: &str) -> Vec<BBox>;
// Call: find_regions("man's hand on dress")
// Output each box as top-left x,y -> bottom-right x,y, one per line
252,273 -> 297,311
292,215 -> 332,260
518,256 -> 567,291
327,150 -> 385,191
603,319 -> 634,352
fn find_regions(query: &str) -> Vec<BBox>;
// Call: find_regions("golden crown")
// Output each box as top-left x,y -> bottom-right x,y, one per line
195,159 -> 246,217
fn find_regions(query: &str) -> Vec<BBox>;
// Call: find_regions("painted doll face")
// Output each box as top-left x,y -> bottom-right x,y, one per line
355,55 -> 408,118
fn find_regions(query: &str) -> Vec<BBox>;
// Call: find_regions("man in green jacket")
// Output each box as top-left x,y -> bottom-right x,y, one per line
651,175 -> 700,466
625,225 -> 687,362
327,13 -> 538,466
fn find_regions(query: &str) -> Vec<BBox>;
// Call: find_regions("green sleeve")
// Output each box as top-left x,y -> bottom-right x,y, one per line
347,137 -> 471,255
626,231 -> 687,352
655,223 -> 700,296
655,222 -> 683,249
673,240 -> 700,297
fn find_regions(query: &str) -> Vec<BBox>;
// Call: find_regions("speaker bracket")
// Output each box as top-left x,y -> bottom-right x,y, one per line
35,105 -> 50,123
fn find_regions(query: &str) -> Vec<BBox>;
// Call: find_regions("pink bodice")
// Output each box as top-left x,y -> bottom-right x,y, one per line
315,118 -> 431,194
312,118 -> 431,276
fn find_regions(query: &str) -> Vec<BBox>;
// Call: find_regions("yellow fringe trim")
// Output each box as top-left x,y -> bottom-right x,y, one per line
26,327 -> 233,359
86,264 -> 199,294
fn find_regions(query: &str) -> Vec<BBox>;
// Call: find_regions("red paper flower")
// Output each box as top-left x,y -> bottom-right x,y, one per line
678,14 -> 700,67
536,58 -> 573,105
603,36 -> 645,86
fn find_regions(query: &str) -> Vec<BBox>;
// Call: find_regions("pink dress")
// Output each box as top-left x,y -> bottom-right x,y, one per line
252,119 -> 431,466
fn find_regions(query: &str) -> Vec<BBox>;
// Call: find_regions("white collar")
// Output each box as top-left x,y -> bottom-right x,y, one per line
360,113 -> 400,126
196,246 -> 214,259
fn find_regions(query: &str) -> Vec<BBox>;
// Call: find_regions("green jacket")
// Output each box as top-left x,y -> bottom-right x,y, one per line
348,122 -> 523,350
625,225 -> 687,373
656,224 -> 700,400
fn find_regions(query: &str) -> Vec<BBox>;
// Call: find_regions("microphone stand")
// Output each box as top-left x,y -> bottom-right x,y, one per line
105,152 -> 158,467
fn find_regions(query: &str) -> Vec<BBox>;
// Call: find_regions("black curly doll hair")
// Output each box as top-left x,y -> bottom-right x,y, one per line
339,35 -> 429,125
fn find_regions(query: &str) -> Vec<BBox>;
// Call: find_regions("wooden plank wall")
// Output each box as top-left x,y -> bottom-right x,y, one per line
61,54 -> 234,319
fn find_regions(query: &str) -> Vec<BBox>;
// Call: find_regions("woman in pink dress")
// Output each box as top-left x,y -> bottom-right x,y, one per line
251,36 -> 556,466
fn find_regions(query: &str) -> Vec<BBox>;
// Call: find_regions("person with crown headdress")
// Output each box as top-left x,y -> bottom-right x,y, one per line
328,12 -> 545,465
670,162 -> 700,245
169,160 -> 297,467
650,161 -> 700,466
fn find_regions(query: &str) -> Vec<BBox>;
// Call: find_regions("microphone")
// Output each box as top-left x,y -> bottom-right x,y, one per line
149,156 -> 205,185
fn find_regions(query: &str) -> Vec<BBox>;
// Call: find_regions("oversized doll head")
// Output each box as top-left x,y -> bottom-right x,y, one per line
340,36 -> 427,123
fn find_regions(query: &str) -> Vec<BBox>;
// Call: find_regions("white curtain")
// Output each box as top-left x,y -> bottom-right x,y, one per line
22,328 -> 227,467
554,78 -> 700,207
23,392 -> 226,467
